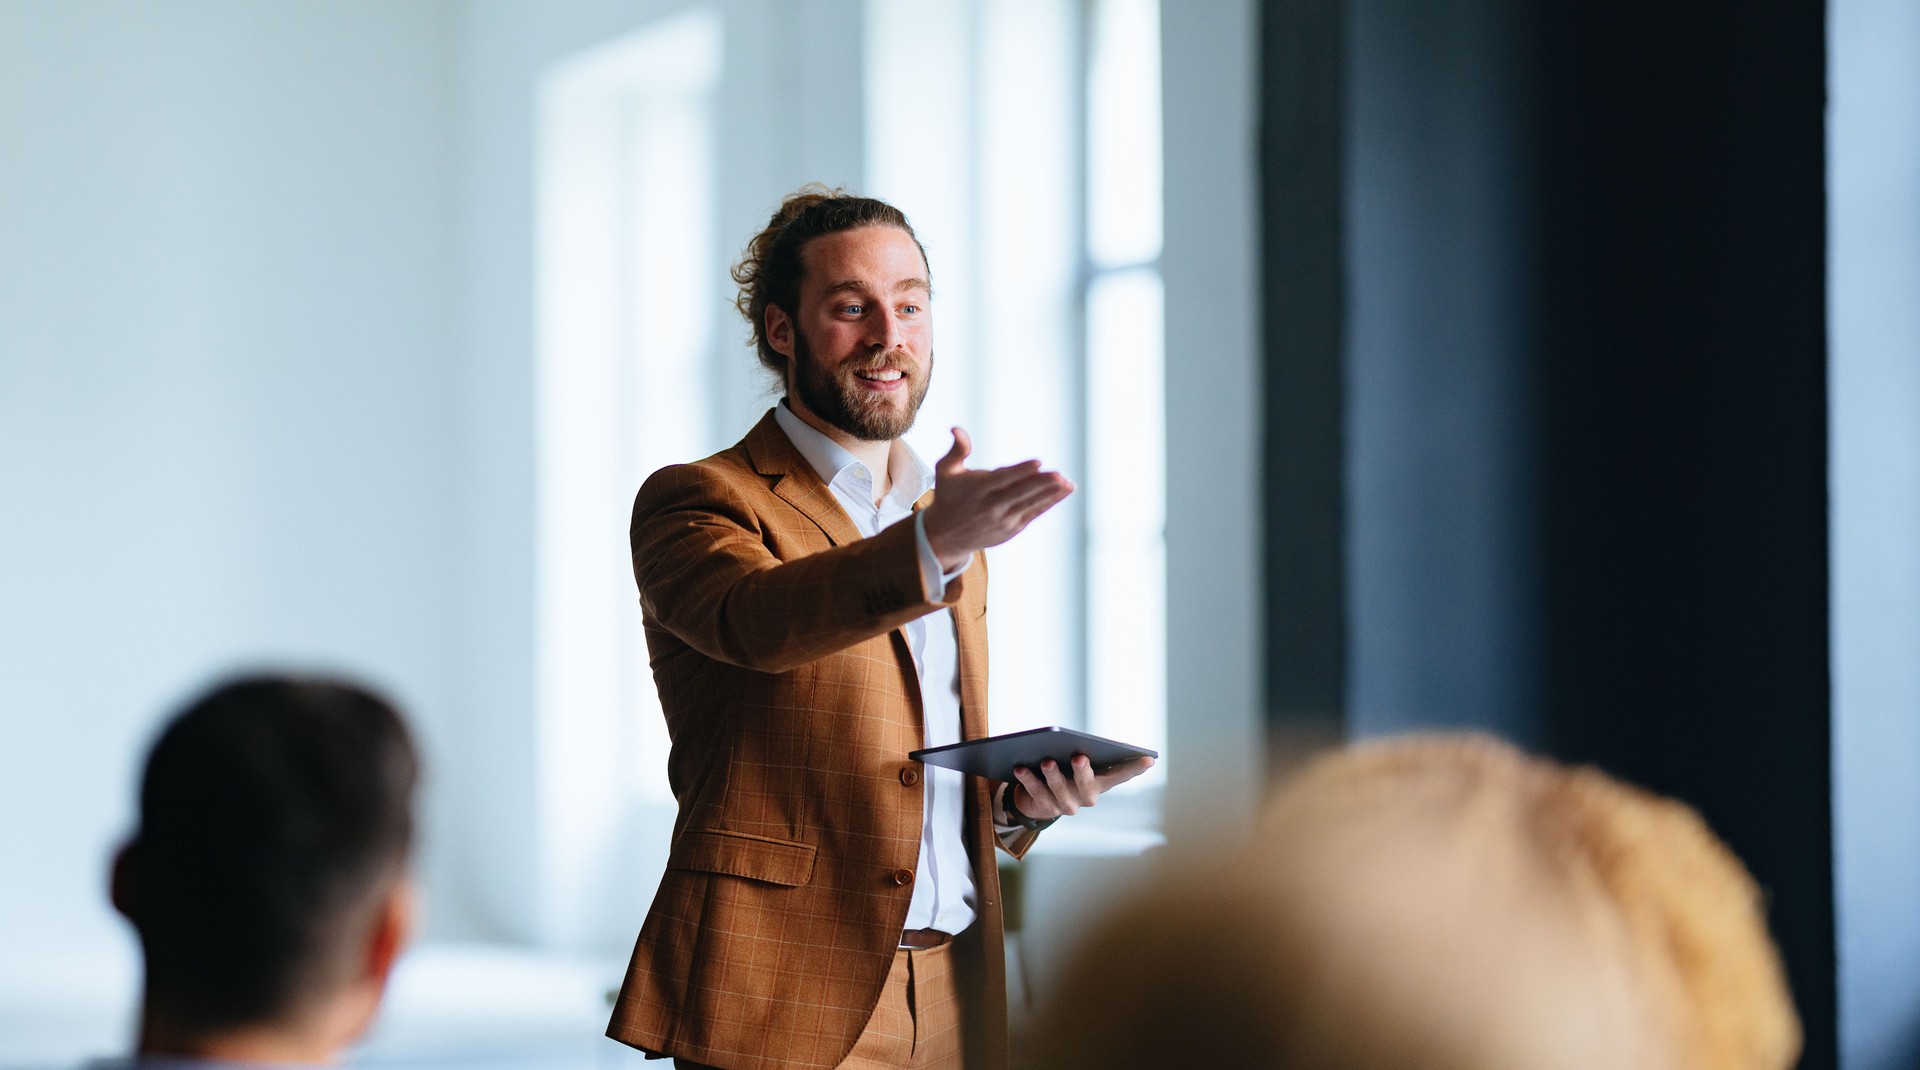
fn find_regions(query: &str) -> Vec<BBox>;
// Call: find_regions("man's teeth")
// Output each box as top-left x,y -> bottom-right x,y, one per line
857,370 -> 904,381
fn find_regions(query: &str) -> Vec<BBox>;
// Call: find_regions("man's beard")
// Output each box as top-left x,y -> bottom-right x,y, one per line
791,329 -> 932,442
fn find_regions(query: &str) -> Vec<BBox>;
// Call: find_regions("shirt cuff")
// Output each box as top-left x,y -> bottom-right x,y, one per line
914,511 -> 972,601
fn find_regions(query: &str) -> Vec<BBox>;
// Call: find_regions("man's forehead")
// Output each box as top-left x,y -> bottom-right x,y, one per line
800,226 -> 930,294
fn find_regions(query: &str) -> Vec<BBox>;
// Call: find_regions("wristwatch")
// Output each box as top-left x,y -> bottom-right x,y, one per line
1001,782 -> 1058,832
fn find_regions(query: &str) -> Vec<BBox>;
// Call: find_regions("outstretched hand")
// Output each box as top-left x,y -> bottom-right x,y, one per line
922,427 -> 1074,571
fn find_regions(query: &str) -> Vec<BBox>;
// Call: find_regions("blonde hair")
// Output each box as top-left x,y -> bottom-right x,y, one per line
1037,735 -> 1800,1070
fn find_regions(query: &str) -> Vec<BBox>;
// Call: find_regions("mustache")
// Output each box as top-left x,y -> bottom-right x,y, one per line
841,351 -> 916,375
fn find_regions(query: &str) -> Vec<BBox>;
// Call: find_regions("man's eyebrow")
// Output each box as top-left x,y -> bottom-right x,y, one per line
821,277 -> 932,298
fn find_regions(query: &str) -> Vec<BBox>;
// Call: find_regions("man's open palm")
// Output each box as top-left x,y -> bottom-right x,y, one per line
922,427 -> 1074,571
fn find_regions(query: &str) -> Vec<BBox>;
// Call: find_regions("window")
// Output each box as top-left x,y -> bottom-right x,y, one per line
867,0 -> 1167,806
533,7 -> 721,945
1082,0 -> 1166,772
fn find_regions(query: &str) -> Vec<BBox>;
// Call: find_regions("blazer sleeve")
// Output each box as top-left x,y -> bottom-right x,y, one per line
631,461 -> 961,674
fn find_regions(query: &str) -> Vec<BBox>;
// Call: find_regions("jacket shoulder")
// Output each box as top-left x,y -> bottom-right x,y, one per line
634,440 -> 768,512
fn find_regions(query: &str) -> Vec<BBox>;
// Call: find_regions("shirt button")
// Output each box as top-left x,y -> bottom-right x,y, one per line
891,868 -> 914,887
900,766 -> 920,786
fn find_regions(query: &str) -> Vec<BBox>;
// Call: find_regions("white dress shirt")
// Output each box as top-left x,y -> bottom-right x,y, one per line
772,401 -> 978,935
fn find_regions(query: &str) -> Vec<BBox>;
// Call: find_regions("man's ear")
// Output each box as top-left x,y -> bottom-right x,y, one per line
363,879 -> 418,986
109,841 -> 137,921
765,304 -> 796,361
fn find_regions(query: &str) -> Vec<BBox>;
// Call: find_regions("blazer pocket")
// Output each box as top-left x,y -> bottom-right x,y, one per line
668,828 -> 817,887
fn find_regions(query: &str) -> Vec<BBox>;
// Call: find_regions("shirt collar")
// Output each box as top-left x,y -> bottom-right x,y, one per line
774,399 -> 933,508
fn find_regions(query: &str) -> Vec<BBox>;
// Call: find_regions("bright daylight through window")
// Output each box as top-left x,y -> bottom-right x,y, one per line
867,0 -> 1167,819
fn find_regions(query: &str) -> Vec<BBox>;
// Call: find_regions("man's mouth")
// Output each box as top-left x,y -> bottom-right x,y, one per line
853,368 -> 905,383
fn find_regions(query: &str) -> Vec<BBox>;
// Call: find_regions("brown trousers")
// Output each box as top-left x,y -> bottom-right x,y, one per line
674,943 -> 965,1070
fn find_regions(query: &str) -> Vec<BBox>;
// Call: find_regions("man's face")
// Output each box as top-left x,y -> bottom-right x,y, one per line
771,225 -> 933,443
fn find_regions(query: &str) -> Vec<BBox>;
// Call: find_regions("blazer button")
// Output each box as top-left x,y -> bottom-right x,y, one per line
891,868 -> 914,887
900,766 -> 920,786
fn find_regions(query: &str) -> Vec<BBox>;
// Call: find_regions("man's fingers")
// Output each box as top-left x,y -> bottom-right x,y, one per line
1095,756 -> 1156,790
991,458 -> 1045,477
1012,766 -> 1060,820
1015,756 -> 1157,827
1070,755 -> 1100,805
936,476 -> 1073,552
1011,479 -> 1074,518
996,480 -> 1074,532
1040,760 -> 1080,815
974,469 -> 1071,510
944,469 -> 1066,516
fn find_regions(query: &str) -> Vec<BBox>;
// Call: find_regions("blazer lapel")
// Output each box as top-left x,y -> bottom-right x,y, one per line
743,410 -> 863,547
749,418 -> 975,740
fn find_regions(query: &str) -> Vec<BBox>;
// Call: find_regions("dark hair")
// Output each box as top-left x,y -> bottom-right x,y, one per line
732,184 -> 929,383
117,674 -> 420,1031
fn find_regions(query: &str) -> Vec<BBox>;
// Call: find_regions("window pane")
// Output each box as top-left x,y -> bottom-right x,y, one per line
537,10 -> 720,815
1085,268 -> 1165,782
975,0 -> 1081,734
1088,0 -> 1163,268
616,77 -> 716,805
865,0 -> 979,467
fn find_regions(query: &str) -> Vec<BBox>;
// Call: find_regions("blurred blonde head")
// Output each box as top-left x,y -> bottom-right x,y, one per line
1037,734 -> 1799,1070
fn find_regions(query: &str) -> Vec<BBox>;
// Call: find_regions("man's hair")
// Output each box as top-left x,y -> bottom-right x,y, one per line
117,674 -> 420,1032
732,184 -> 928,383
1039,734 -> 1802,1070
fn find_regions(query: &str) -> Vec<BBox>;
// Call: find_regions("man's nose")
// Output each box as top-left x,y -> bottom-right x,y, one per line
869,309 -> 904,352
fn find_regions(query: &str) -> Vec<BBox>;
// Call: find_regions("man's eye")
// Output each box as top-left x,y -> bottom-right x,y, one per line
900,304 -> 922,315
840,304 -> 864,316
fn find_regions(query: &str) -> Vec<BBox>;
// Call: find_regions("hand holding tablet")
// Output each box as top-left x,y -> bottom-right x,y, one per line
909,726 -> 1158,784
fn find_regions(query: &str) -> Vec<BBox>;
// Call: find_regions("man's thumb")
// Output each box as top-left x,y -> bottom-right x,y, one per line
938,427 -> 972,472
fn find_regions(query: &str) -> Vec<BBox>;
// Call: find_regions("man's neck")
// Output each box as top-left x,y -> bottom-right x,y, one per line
136,1005 -> 358,1066
139,1031 -> 324,1065
785,399 -> 896,505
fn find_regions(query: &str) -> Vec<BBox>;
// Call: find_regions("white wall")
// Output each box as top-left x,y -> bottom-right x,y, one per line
0,0 -> 884,974
0,0 -> 461,960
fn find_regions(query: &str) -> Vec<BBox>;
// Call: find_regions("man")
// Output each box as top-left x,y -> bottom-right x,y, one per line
608,188 -> 1153,1070
105,674 -> 420,1067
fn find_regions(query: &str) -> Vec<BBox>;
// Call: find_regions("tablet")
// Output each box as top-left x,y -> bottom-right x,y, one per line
909,726 -> 1158,783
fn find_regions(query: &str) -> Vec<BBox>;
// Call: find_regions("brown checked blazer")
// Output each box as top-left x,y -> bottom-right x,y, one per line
607,410 -> 1032,1070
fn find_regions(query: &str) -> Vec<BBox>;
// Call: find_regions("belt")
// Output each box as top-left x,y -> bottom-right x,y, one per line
899,927 -> 952,950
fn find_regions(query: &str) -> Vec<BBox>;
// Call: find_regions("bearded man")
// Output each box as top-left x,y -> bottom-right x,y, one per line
606,188 -> 1152,1070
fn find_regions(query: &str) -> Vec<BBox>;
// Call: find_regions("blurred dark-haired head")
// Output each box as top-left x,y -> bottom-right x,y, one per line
112,673 -> 420,1038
